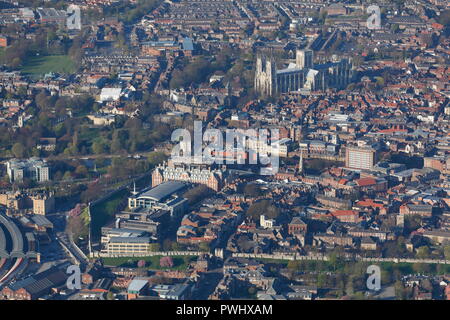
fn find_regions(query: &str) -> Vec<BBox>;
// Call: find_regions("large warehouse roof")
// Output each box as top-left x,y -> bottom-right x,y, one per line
138,181 -> 186,202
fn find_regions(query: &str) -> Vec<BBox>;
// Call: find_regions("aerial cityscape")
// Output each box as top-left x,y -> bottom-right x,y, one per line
0,0 -> 449,304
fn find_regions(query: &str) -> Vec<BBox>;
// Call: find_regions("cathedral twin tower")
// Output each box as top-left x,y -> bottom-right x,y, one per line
254,49 -> 353,96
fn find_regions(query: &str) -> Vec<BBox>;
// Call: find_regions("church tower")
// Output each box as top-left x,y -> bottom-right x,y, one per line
298,152 -> 304,174
296,49 -> 314,69
255,53 -> 276,96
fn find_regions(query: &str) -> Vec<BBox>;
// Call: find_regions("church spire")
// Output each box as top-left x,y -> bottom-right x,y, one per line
132,181 -> 137,195
298,152 -> 304,174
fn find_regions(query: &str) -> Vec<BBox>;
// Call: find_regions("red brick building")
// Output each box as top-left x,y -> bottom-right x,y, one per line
331,210 -> 361,223
288,216 -> 308,235
0,36 -> 8,48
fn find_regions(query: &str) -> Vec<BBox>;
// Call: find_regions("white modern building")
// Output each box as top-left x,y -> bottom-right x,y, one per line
98,87 -> 122,103
6,158 -> 50,183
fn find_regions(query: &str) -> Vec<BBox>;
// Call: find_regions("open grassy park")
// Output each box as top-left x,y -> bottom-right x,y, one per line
90,188 -> 130,239
102,255 -> 198,271
20,55 -> 76,76
259,258 -> 450,276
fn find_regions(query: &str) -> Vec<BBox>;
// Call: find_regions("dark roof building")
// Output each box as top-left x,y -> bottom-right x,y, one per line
1,266 -> 67,300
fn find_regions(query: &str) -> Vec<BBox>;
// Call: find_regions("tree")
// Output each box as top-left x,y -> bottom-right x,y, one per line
328,248 -> 345,271
317,273 -> 327,288
11,57 -> 22,68
396,236 -> 407,253
416,246 -> 430,259
92,140 -> 108,154
69,131 -> 80,155
137,260 -> 146,268
243,184 -> 261,197
147,151 -> 167,167
183,185 -> 214,205
444,245 -> 450,261
1,39 -> 31,68
162,239 -> 173,251
31,147 -> 41,157
159,256 -> 174,268
412,263 -> 430,274
12,142 -> 26,158
171,242 -> 183,251
336,273 -> 346,297
236,234 -> 253,252
374,76 -> 385,88
35,91 -> 53,111
345,276 -> 354,296
80,183 -> 102,203
149,276 -> 173,286
110,134 -> 123,154
246,200 -> 280,220
75,165 -> 89,178
404,215 -> 422,234
169,56 -> 216,89
287,260 -> 300,271
199,242 -> 210,252
63,171 -> 73,181
395,280 -> 407,300
437,9 -> 450,27
66,214 -> 89,241
390,24 -> 400,33
148,243 -> 160,252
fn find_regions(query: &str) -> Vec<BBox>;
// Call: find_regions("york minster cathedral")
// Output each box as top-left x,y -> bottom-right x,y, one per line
254,49 -> 354,96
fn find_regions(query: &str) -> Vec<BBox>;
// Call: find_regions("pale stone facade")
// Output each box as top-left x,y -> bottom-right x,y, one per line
152,161 -> 225,191
254,49 -> 354,96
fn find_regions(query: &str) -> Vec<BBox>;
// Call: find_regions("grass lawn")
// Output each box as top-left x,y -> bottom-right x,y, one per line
21,55 -> 76,76
90,188 -> 129,239
79,126 -> 101,142
258,258 -> 450,276
102,255 -> 198,271
378,262 -> 450,275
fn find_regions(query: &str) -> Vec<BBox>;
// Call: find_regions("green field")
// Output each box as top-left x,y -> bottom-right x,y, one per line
90,188 -> 129,239
21,55 -> 76,76
102,255 -> 197,271
79,126 -> 102,142
258,258 -> 450,276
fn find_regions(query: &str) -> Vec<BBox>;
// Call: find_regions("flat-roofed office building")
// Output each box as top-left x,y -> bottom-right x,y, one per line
103,236 -> 152,256
345,147 -> 376,170
6,158 -> 50,183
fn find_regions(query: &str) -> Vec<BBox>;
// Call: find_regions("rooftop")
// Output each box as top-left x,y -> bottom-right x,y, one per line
137,181 -> 186,202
